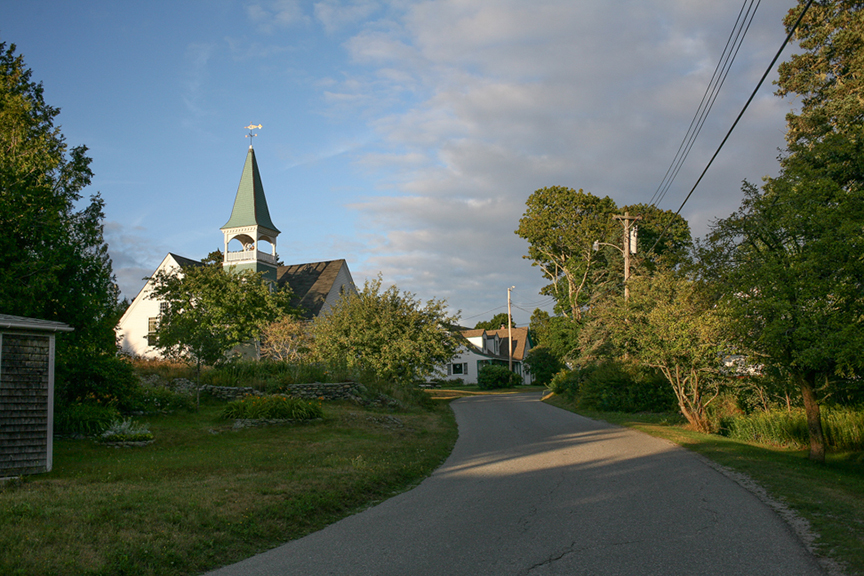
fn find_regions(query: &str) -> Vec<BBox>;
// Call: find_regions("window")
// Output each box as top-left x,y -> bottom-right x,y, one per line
159,302 -> 168,314
451,363 -> 466,375
147,317 -> 158,346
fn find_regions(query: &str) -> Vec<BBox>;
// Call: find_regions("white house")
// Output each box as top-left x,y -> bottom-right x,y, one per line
115,144 -> 356,358
441,326 -> 534,385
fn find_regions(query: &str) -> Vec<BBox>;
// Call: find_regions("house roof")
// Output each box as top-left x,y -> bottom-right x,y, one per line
460,326 -> 531,362
0,314 -> 73,332
167,253 -> 203,269
221,146 -> 280,234
276,259 -> 352,318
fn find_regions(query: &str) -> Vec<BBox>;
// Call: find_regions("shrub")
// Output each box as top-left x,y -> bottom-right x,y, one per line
131,386 -> 195,414
99,419 -> 154,443
54,403 -> 121,437
56,353 -> 139,412
477,365 -> 521,390
524,347 -> 564,386
575,361 -> 675,413
547,369 -> 582,398
221,395 -> 324,421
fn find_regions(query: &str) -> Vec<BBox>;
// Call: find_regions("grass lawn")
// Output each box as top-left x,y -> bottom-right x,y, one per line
0,399 -> 457,576
544,393 -> 864,576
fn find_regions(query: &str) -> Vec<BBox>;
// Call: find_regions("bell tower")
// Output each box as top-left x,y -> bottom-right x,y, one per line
221,126 -> 280,281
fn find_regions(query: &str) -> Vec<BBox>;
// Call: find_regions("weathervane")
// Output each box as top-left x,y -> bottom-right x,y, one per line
244,123 -> 262,141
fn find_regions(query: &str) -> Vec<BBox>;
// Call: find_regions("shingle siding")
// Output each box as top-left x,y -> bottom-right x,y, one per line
0,334 -> 52,476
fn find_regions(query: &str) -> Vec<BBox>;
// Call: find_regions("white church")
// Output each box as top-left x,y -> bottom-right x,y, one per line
116,140 -> 356,358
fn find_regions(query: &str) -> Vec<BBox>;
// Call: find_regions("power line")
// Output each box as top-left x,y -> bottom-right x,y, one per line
647,0 -> 815,255
649,0 -> 761,208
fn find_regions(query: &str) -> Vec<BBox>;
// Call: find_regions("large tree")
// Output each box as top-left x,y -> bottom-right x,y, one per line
701,1 -> 864,462
777,0 -> 864,146
0,41 -> 133,409
516,187 -> 618,320
516,189 -> 692,321
149,265 -> 295,374
584,270 -> 730,432
312,276 -> 461,384
0,42 -> 119,352
705,147 -> 864,460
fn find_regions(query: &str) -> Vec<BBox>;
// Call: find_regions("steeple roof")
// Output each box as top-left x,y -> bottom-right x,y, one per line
221,146 -> 280,233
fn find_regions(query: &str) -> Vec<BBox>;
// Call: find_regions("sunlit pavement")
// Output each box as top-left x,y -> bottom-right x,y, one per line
205,392 -> 824,576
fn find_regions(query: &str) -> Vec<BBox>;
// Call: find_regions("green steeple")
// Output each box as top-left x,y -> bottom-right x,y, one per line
221,146 -> 280,233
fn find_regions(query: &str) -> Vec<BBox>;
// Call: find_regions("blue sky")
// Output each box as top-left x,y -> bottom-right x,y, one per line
2,1 -> 799,327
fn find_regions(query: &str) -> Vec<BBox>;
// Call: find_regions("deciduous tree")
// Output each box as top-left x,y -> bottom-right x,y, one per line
311,276 -> 461,384
700,0 -> 864,461
474,313 -> 514,331
260,316 -> 312,362
586,270 -> 730,432
149,265 -> 295,376
516,187 -> 618,320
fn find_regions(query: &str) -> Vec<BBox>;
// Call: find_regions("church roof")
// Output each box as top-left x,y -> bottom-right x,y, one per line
221,146 -> 280,234
276,259 -> 351,318
167,253 -> 203,269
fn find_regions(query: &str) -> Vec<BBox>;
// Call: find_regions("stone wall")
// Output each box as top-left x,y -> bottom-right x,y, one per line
139,375 -> 365,403
282,382 -> 363,401
199,382 -> 363,402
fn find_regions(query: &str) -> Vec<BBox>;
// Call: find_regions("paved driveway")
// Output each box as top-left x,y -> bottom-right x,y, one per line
205,392 -> 824,575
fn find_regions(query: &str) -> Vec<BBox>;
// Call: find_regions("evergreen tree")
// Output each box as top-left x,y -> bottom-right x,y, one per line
0,41 -> 129,406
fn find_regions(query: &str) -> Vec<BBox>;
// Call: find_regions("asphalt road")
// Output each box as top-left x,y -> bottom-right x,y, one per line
205,392 -> 825,576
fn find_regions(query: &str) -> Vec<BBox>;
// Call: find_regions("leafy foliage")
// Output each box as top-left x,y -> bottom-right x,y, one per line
574,362 -> 675,413
777,0 -> 864,146
0,41 -> 127,406
311,276 -> 461,384
516,187 -> 618,319
477,364 -> 521,390
515,188 -> 692,321
54,403 -> 121,437
522,346 -> 563,386
260,316 -> 313,362
55,352 -> 138,411
474,313 -> 515,331
149,264 -> 296,370
584,270 -> 730,431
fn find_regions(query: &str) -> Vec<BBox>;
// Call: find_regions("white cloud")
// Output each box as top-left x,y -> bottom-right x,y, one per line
246,0 -> 308,33
310,0 -> 795,322
314,0 -> 381,34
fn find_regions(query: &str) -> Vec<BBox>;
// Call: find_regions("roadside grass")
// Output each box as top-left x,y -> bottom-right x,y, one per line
0,398 -> 457,576
544,393 -> 864,576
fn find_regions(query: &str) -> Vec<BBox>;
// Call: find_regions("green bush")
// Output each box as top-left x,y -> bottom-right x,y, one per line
547,369 -> 582,398
56,353 -> 139,412
54,403 -> 121,437
221,395 -> 324,420
523,347 -> 564,386
477,365 -> 521,390
577,361 -> 675,413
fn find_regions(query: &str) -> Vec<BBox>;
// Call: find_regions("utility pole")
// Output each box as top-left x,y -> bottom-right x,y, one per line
613,212 -> 641,300
507,286 -> 515,371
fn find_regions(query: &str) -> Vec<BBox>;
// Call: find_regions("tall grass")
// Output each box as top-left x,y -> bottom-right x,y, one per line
725,407 -> 864,450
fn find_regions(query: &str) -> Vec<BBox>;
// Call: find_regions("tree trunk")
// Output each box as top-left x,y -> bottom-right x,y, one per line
798,374 -> 825,463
